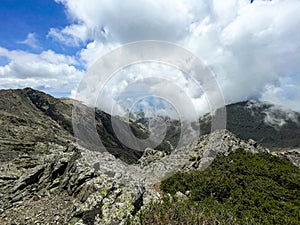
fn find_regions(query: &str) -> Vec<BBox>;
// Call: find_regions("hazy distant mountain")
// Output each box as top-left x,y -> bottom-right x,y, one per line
132,100 -> 300,151
199,101 -> 300,150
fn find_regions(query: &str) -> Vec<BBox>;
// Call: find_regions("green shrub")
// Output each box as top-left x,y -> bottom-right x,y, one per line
128,149 -> 300,225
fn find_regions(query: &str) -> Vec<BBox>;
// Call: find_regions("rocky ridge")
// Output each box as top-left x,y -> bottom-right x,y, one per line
0,88 -> 299,224
1,129 -> 285,225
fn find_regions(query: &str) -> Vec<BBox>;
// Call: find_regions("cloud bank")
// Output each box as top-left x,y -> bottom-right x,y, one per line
0,47 -> 83,96
1,0 -> 299,115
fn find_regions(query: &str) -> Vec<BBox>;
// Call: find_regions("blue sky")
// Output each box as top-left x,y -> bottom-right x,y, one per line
0,0 -> 83,97
0,0 -> 73,54
0,0 -> 299,114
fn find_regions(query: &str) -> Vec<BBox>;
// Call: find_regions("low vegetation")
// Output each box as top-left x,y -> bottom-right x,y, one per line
128,149 -> 300,224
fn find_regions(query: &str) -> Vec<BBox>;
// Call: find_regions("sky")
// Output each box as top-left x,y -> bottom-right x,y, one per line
0,0 -> 299,118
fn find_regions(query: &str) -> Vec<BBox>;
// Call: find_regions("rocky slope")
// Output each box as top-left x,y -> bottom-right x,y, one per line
0,88 -> 171,164
0,88 -> 299,224
0,129 -> 275,225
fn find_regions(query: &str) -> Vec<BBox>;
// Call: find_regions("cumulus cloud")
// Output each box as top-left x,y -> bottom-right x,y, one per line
183,0 -> 300,105
78,41 -> 120,68
52,0 -> 195,44
0,47 -> 83,95
56,0 -> 298,120
2,0 -> 299,117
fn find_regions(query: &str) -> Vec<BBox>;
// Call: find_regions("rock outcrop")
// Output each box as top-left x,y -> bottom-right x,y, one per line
272,149 -> 300,168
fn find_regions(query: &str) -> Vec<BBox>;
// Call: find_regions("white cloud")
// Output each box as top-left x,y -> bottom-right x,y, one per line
3,0 -> 300,116
52,0 -> 195,44
260,76 -> 300,112
183,0 -> 300,106
246,100 -> 299,130
57,0 -> 299,117
0,47 -> 83,95
74,61 -> 210,120
18,33 -> 40,49
263,106 -> 299,130
48,24 -> 91,47
79,41 -> 120,68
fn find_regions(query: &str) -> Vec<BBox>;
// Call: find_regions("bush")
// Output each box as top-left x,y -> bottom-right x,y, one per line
128,149 -> 300,225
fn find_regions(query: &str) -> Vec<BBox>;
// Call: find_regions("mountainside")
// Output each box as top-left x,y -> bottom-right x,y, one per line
0,88 -> 299,224
200,101 -> 300,150
0,88 -> 73,144
132,100 -> 300,151
0,88 -> 172,164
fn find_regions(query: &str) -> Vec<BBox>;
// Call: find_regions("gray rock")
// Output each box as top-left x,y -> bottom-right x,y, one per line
272,149 -> 300,168
11,165 -> 44,194
138,148 -> 167,167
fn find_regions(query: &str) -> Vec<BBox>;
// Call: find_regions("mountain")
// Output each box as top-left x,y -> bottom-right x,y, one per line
0,88 -> 299,224
132,100 -> 300,151
0,88 -> 171,164
200,101 -> 300,150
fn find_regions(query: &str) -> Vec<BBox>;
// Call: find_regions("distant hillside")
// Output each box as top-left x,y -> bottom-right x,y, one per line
132,100 -> 300,151
200,101 -> 300,150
